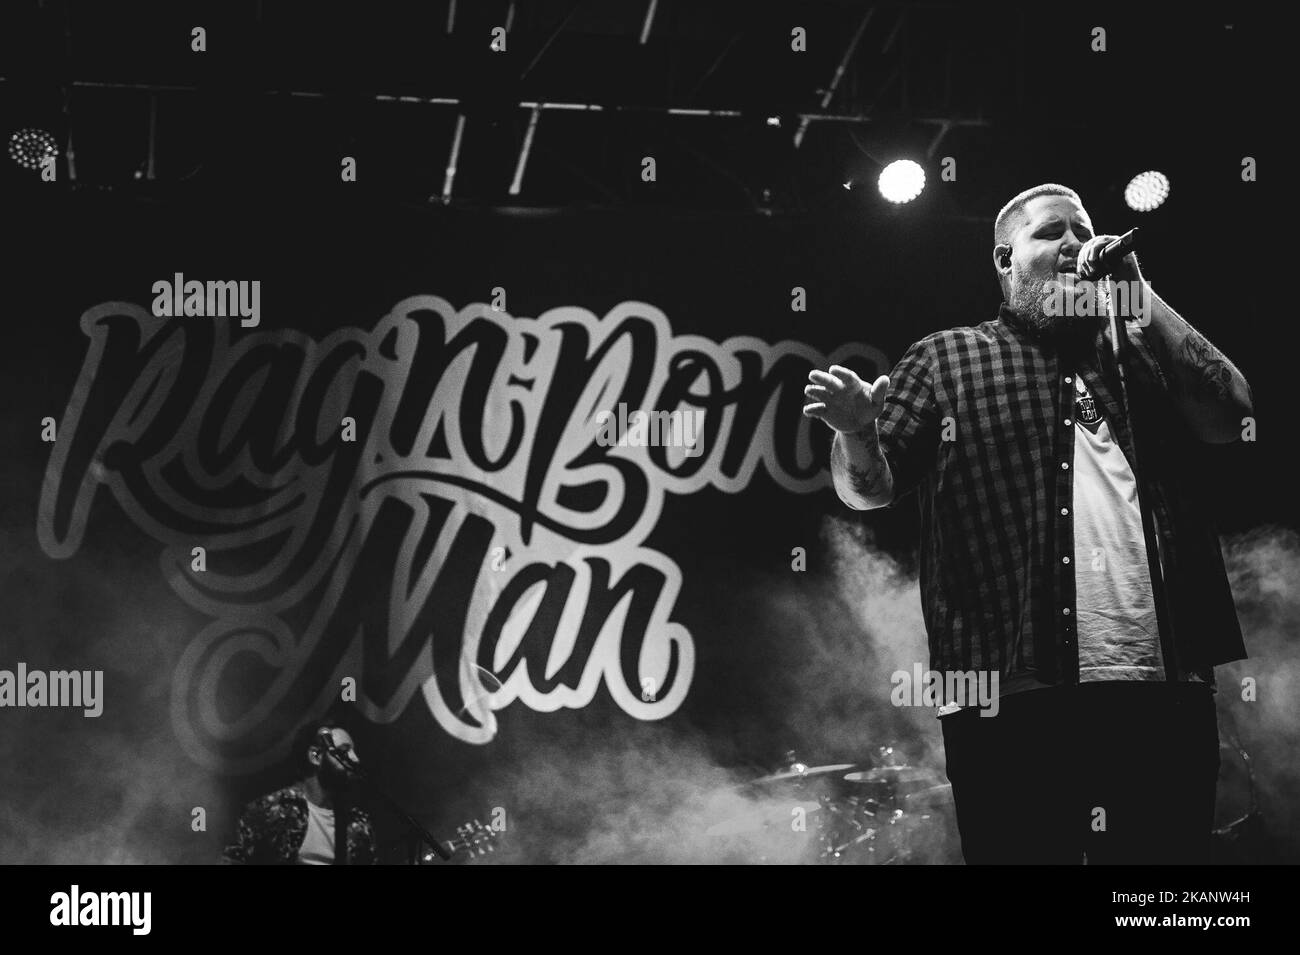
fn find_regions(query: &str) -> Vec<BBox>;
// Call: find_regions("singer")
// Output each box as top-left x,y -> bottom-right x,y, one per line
805,183 -> 1255,864
222,721 -> 377,865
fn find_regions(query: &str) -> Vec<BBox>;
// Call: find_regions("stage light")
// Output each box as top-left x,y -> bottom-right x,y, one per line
1124,170 -> 1170,212
765,116 -> 781,127
8,127 -> 58,172
878,159 -> 924,204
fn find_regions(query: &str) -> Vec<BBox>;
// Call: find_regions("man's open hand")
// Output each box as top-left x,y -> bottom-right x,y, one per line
803,365 -> 889,434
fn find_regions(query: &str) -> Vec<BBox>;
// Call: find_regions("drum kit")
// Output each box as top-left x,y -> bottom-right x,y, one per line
704,745 -> 961,864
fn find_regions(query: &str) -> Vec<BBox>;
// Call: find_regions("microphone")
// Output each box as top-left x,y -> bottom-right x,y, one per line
1089,228 -> 1139,278
317,728 -> 361,773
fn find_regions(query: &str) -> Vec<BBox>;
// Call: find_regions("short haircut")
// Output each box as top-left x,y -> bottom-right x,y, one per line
993,183 -> 1083,250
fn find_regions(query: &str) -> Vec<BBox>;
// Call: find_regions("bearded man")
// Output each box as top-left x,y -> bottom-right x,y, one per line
805,184 -> 1254,864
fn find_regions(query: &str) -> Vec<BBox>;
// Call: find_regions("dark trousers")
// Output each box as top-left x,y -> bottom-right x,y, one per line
940,681 -> 1220,865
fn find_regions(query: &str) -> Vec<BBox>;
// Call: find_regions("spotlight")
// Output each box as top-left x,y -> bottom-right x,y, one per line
1124,170 -> 1170,212
878,159 -> 925,204
8,127 -> 58,172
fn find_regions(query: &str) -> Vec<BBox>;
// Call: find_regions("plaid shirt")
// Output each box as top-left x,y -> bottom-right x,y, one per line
876,303 -> 1247,684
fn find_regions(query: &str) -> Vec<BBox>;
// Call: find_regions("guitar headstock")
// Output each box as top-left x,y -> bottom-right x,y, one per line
446,819 -> 498,858
416,818 -> 500,863
454,815 -> 499,857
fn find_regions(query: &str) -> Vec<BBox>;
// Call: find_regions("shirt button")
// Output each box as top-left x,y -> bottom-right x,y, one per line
1063,607 -> 1071,615
1062,556 -> 1071,564
1064,418 -> 1072,426
1061,462 -> 1070,470
1065,376 -> 1073,384
1061,507 -> 1069,516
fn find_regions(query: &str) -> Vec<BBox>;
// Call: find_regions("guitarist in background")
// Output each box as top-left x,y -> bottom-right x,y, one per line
222,721 -> 377,865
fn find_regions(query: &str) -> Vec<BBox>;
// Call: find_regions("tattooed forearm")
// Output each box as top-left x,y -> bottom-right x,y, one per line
1172,332 -> 1234,402
848,458 -> 891,500
1141,287 -> 1254,441
832,426 -> 894,509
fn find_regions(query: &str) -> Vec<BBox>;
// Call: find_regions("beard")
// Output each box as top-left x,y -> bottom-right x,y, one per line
320,758 -> 361,792
1007,270 -> 1105,345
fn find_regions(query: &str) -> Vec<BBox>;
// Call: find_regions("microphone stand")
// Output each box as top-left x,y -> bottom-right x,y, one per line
1103,273 -> 1179,679
320,738 -> 452,861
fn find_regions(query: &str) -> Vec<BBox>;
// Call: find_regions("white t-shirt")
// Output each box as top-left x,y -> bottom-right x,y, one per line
297,800 -> 335,865
1070,372 -> 1203,683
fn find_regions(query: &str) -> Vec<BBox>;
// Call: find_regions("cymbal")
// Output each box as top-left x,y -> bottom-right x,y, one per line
750,763 -> 857,785
705,801 -> 821,837
902,782 -> 954,809
844,766 -> 940,786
